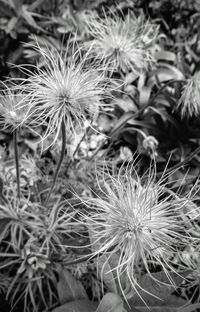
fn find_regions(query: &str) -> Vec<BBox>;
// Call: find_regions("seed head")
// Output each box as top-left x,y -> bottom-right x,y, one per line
0,87 -> 34,131
84,11 -> 158,74
21,42 -> 112,149
177,71 -> 200,117
81,164 -> 199,302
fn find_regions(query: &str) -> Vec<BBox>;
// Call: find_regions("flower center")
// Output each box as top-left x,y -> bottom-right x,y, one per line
58,93 -> 70,107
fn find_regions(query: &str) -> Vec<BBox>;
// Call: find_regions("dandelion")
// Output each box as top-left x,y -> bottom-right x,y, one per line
80,164 -> 199,303
177,71 -> 200,117
84,11 -> 158,74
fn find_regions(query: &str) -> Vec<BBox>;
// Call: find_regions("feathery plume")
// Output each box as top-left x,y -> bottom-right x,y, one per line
19,42 -> 112,149
84,11 -> 158,74
0,86 -> 36,131
80,163 -> 199,302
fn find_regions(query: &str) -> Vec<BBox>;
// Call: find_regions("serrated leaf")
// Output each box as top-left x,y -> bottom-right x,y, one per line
52,299 -> 98,312
57,266 -> 88,304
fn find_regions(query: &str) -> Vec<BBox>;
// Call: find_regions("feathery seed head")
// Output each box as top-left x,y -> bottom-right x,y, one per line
84,11 -> 159,74
22,43 -> 112,149
178,71 -> 200,117
82,164 -> 199,301
0,88 -> 33,130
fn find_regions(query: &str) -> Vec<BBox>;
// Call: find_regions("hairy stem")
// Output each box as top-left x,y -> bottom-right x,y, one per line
45,120 -> 66,205
13,129 -> 20,200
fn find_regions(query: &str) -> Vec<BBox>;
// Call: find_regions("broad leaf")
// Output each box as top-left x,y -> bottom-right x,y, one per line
95,293 -> 125,312
128,271 -> 190,307
57,266 -> 88,304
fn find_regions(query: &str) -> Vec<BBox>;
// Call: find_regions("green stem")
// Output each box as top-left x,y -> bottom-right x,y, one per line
13,129 -> 20,200
45,120 -> 66,205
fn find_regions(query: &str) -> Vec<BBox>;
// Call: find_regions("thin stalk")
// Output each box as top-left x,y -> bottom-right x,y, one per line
45,120 -> 66,205
157,145 -> 200,178
65,126 -> 90,174
13,129 -> 20,200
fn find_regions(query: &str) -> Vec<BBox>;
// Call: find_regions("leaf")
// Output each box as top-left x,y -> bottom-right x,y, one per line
57,266 -> 88,304
131,295 -> 187,312
139,86 -> 152,106
148,64 -> 184,87
114,97 -> 138,113
94,255 -> 118,294
138,271 -> 190,299
51,299 -> 98,312
95,293 -> 125,312
155,51 -> 177,63
110,112 -> 137,137
0,218 -> 13,238
128,271 -> 190,307
21,5 -> 47,32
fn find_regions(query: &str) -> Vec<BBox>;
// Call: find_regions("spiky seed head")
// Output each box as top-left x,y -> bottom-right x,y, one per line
84,11 -> 159,74
177,71 -> 200,117
81,164 -> 199,302
20,42 -> 112,150
0,88 -> 34,131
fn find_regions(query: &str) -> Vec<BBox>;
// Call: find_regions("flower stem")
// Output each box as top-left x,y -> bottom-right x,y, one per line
45,120 -> 66,205
65,126 -> 90,174
13,129 -> 20,200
